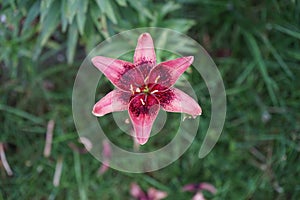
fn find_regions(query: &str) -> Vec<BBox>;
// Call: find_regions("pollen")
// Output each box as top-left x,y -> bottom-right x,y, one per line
155,75 -> 160,83
140,98 -> 145,105
150,90 -> 158,94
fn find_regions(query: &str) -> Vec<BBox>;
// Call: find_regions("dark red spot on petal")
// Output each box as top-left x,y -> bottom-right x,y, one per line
149,83 -> 168,92
118,63 -> 144,89
135,60 -> 155,78
116,90 -> 132,103
148,65 -> 173,88
129,94 -> 159,117
152,89 -> 175,107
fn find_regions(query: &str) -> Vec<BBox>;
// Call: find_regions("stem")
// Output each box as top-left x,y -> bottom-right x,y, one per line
0,142 -> 13,176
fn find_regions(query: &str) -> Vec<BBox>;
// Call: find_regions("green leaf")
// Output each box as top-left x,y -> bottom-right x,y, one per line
95,0 -> 117,24
0,104 -> 44,124
159,2 -> 181,19
76,0 -> 88,35
66,0 -> 78,24
260,34 -> 293,79
73,152 -> 87,200
61,0 -> 68,32
90,4 -> 102,32
273,24 -> 300,40
285,50 -> 300,60
22,1 -> 40,32
82,18 -> 99,52
115,0 -> 127,7
67,22 -> 78,64
159,19 -> 195,33
40,0 -> 54,24
40,0 -> 60,46
127,0 -> 152,19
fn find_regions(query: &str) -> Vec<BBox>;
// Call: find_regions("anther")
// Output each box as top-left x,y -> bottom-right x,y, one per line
136,88 -> 141,93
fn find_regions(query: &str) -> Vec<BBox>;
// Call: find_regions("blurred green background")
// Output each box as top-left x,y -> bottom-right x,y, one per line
0,0 -> 299,199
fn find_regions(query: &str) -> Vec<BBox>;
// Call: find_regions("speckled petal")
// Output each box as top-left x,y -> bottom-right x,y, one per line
128,94 -> 160,145
148,56 -> 194,88
92,90 -> 131,117
134,33 -> 156,76
157,88 -> 201,117
92,56 -> 144,91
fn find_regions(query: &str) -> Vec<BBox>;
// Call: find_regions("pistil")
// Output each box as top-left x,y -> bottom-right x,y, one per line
142,86 -> 149,93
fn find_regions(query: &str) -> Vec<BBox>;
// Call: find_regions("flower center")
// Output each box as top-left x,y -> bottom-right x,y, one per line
130,83 -> 162,96
142,86 -> 149,93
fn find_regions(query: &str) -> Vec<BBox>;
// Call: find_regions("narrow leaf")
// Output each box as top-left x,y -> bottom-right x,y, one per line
66,0 -> 78,24
22,1 -> 40,32
0,104 -> 44,124
115,0 -> 127,6
61,0 -> 68,32
260,34 -> 293,79
76,0 -> 88,35
127,0 -> 152,19
273,24 -> 300,40
67,22 -> 78,64
243,30 -> 278,105
40,0 -> 54,24
95,0 -> 117,24
40,0 -> 60,46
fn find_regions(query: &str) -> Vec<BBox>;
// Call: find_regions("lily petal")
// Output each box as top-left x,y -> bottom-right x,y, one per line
157,88 -> 201,117
130,183 -> 147,199
134,33 -> 156,76
92,90 -> 131,117
92,56 -> 144,91
149,56 -> 194,88
192,192 -> 206,200
147,188 -> 168,200
129,94 -> 160,145
183,183 -> 217,194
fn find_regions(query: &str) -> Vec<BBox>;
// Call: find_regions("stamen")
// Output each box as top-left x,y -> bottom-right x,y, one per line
144,76 -> 149,83
136,88 -> 141,93
140,98 -> 145,105
151,90 -> 159,94
155,76 -> 160,83
130,84 -> 134,94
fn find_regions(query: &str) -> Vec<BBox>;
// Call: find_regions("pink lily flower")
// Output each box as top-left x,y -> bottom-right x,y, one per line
92,33 -> 202,145
183,182 -> 217,200
130,182 -> 168,200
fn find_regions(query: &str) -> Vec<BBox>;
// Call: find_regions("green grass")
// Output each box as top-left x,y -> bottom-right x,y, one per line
1,0 -> 300,199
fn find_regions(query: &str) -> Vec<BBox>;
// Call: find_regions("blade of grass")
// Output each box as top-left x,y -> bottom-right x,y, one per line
272,24 -> 300,40
95,0 -> 117,24
0,104 -> 44,124
260,34 -> 293,79
236,61 -> 256,85
67,22 -> 78,64
73,152 -> 87,200
242,30 -> 278,105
